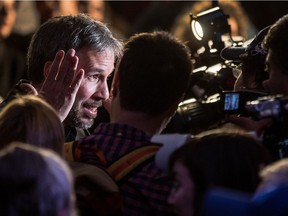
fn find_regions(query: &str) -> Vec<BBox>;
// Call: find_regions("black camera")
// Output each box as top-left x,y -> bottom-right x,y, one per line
171,89 -> 267,134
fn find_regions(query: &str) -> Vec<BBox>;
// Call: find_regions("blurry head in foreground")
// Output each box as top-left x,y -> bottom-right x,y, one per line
168,131 -> 271,216
0,95 -> 64,155
0,142 -> 76,216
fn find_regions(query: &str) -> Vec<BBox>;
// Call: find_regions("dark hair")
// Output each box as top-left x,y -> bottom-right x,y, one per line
118,31 -> 192,116
263,14 -> 288,74
169,132 -> 271,193
239,52 -> 269,89
27,13 -> 123,84
0,95 -> 64,155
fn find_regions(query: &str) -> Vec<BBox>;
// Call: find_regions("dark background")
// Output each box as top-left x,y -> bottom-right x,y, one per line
107,1 -> 288,37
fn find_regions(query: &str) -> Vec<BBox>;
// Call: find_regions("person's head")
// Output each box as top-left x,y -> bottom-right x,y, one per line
233,26 -> 270,90
35,0 -> 78,24
191,131 -> 271,192
27,14 -> 123,129
219,26 -> 272,138
111,31 -> 192,132
0,95 -> 64,155
0,142 -> 76,216
168,131 -> 271,216
262,14 -> 288,94
0,0 -> 18,39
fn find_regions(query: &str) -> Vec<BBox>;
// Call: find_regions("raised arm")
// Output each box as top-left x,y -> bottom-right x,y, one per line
40,49 -> 84,121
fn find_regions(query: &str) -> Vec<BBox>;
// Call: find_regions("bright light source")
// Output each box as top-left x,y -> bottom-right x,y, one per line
190,7 -> 231,52
191,20 -> 203,40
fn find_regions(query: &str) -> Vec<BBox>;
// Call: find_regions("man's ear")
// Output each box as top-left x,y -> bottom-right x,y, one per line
43,61 -> 53,78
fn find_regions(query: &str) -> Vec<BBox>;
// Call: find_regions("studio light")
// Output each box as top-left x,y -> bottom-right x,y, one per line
190,6 -> 231,52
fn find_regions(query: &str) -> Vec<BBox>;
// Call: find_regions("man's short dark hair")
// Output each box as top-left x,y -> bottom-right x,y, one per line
118,31 -> 192,116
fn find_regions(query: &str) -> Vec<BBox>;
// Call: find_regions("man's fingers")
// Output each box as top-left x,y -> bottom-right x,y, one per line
70,69 -> 84,94
47,50 -> 65,82
57,49 -> 77,83
63,55 -> 79,86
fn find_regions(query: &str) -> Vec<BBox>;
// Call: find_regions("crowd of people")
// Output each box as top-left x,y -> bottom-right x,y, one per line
1,0 -> 288,216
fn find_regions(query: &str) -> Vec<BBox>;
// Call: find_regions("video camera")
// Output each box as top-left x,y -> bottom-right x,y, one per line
173,89 -> 267,134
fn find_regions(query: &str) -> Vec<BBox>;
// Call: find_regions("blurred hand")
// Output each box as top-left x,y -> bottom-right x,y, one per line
226,115 -> 273,137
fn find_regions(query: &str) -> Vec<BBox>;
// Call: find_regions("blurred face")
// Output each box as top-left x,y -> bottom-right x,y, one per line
0,0 -> 16,39
36,1 -> 78,24
262,50 -> 288,94
57,0 -> 78,16
168,161 -> 195,216
87,0 -> 105,21
65,47 -> 114,129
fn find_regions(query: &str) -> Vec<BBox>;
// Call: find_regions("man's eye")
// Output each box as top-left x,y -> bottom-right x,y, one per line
87,74 -> 100,81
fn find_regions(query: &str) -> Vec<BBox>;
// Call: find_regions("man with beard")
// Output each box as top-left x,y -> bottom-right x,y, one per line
4,14 -> 123,141
1,14 -> 125,216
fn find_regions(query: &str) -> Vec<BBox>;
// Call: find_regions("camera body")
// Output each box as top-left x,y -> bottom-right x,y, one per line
174,89 -> 267,134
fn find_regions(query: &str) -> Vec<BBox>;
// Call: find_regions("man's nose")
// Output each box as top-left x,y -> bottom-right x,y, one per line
92,81 -> 109,100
